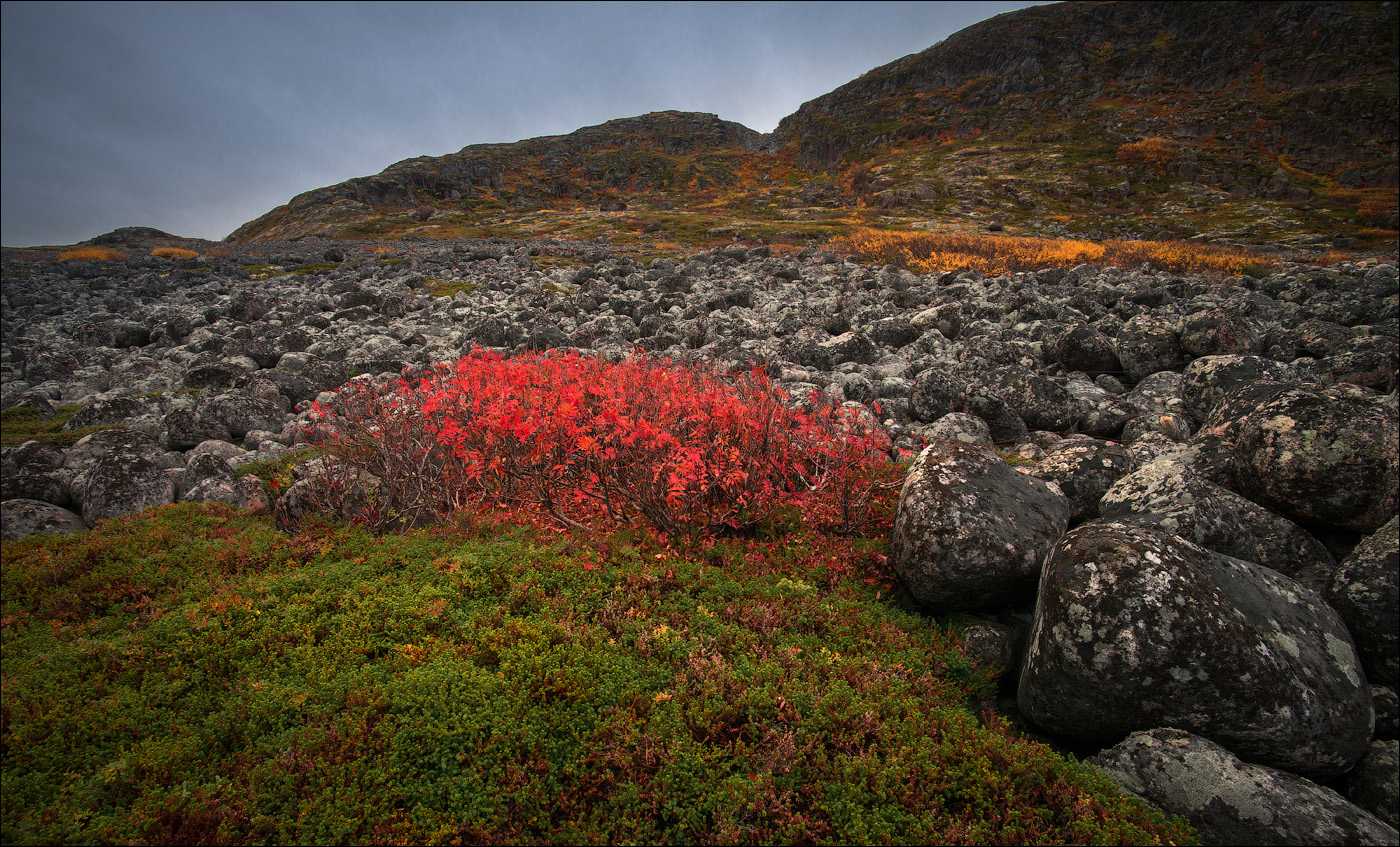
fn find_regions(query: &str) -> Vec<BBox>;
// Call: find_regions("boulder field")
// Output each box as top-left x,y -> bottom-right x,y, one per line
3,239 -> 1397,843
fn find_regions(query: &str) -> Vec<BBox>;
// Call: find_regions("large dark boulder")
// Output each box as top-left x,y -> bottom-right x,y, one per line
909,369 -> 1027,442
0,499 -> 87,540
1232,386 -> 1399,532
1349,739 -> 1400,831
1327,517 -> 1399,687
78,433 -> 176,525
892,440 -> 1070,611
1029,437 -> 1131,522
1019,521 -> 1372,778
1052,324 -> 1121,376
1091,729 -> 1397,846
1180,355 -> 1296,424
1117,315 -> 1183,383
1100,457 -> 1335,580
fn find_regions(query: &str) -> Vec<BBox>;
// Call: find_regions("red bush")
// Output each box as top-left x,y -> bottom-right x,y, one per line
305,350 -> 900,540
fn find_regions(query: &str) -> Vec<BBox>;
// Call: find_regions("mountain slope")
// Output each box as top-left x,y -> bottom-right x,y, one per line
229,1 -> 1398,251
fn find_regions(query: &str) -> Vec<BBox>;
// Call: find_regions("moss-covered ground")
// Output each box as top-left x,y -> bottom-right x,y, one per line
0,503 -> 1194,844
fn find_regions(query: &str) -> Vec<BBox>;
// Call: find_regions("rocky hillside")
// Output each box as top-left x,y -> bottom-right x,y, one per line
229,1 -> 1398,251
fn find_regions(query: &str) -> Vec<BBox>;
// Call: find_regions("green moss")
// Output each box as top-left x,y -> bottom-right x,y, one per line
290,262 -> 339,276
0,403 -> 115,447
237,447 -> 319,496
241,263 -> 281,280
1,504 -> 1195,845
425,278 -> 478,298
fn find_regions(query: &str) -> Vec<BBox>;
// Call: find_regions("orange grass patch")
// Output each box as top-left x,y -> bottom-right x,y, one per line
832,228 -> 1276,276
56,246 -> 126,262
150,246 -> 199,259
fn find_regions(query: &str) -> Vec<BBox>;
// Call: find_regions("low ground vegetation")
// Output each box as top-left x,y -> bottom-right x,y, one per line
0,503 -> 1195,844
833,228 -> 1277,276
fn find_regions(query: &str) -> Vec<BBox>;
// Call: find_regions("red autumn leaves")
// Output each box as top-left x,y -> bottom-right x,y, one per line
307,349 -> 901,539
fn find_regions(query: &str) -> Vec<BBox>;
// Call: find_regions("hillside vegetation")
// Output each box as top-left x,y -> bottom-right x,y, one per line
227,2 -> 1398,256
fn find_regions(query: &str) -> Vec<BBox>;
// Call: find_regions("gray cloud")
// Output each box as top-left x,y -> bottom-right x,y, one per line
1,1 -> 1040,245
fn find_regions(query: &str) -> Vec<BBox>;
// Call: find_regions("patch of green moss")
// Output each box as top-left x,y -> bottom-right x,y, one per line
1,504 -> 1195,845
240,263 -> 282,280
0,403 -> 114,447
426,278 -> 478,298
290,262 -> 339,276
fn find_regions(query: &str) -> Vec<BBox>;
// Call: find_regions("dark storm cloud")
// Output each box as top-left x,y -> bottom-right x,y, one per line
1,1 -> 1041,246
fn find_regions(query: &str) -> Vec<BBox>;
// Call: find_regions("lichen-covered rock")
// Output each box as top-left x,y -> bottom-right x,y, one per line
909,369 -> 1027,442
917,412 -> 993,446
182,474 -> 270,513
892,440 -> 1070,611
1052,324 -> 1121,376
1327,517 -> 1399,686
1091,728 -> 1398,846
1019,521 -> 1372,778
79,437 -> 176,525
1100,457 -> 1335,579
1029,437 -> 1130,522
1374,686 -> 1400,740
0,498 -> 87,540
1121,412 -> 1192,445
1180,308 -> 1268,358
1118,315 -> 1183,384
1232,386 -> 1399,532
1348,739 -> 1400,831
164,405 -> 231,450
1181,355 -> 1297,424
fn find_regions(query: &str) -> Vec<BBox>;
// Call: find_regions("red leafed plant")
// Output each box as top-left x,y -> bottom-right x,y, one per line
304,349 -> 902,540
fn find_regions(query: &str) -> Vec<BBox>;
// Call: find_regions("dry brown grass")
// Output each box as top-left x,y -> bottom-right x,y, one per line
150,246 -> 199,260
1116,136 -> 1179,167
56,246 -> 126,262
832,228 -> 1275,276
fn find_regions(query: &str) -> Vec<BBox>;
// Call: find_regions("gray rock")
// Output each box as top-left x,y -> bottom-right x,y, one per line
1181,355 -> 1297,425
892,440 -> 1070,611
1019,520 -> 1373,778
1101,457 -> 1335,579
0,498 -> 87,540
1029,437 -> 1130,522
1232,386 -> 1399,532
1348,739 -> 1399,831
1327,517 -> 1399,686
1091,728 -> 1397,846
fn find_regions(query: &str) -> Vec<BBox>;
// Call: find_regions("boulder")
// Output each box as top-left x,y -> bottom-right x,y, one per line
1019,521 -> 1372,778
79,438 -> 176,525
892,440 -> 1070,611
1100,457 -> 1335,579
1327,517 -> 1399,686
1181,355 -> 1297,424
1028,438 -> 1131,522
1091,728 -> 1397,846
1348,740 -> 1399,831
1118,315 -> 1183,384
1232,386 -> 1399,532
0,499 -> 87,540
1052,324 -> 1121,376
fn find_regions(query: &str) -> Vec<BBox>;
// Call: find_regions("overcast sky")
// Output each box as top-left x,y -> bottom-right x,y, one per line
1,1 -> 1041,246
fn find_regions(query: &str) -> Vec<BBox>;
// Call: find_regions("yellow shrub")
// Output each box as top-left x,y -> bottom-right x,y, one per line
56,246 -> 126,262
151,246 -> 199,259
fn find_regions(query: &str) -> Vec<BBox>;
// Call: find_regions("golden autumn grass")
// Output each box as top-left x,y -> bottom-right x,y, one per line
55,246 -> 126,262
832,228 -> 1276,276
150,246 -> 199,259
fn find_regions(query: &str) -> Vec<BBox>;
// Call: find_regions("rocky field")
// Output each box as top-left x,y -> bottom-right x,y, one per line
2,237 -> 1398,844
